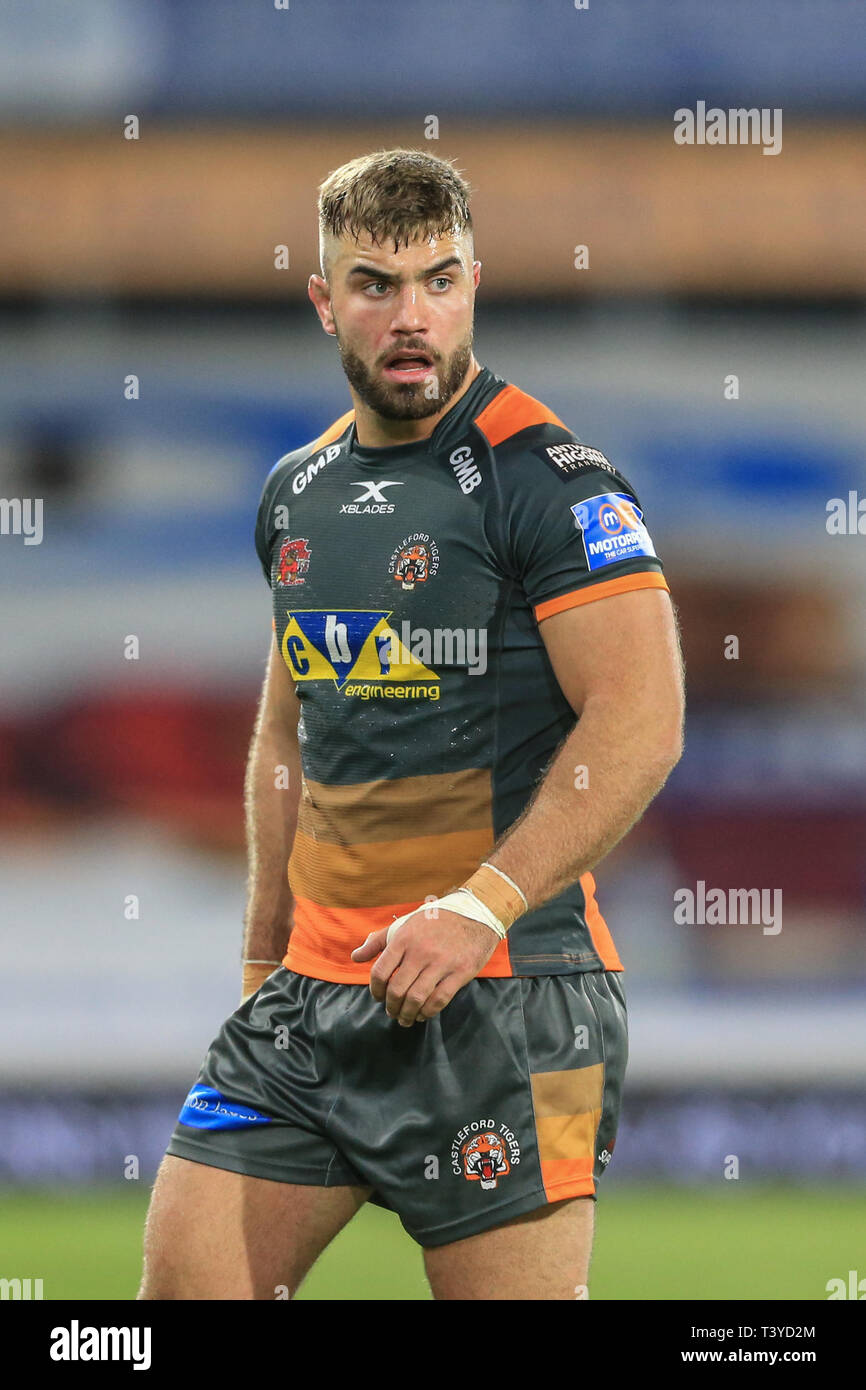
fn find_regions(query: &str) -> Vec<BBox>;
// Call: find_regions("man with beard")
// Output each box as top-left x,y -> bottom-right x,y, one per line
139,149 -> 684,1301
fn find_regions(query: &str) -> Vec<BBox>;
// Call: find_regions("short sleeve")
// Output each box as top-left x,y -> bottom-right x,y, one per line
505,442 -> 669,622
254,464 -> 283,585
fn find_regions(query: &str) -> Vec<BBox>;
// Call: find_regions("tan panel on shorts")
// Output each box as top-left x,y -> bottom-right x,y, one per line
531,1064 -> 604,1119
531,1063 -> 604,1169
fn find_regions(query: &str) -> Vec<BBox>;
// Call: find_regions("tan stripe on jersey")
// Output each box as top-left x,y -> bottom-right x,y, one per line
296,767 -> 493,845
288,826 -> 496,907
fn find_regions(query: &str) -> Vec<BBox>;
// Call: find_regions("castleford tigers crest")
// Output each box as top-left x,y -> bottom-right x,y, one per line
450,1119 -> 521,1191
463,1131 -> 510,1189
387,530 -> 440,591
394,544 -> 428,590
276,537 -> 311,586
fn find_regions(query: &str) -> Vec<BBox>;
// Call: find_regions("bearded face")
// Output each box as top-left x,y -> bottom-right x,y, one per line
334,320 -> 475,422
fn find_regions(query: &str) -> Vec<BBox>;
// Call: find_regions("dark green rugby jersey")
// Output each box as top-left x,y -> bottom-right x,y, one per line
254,364 -> 669,982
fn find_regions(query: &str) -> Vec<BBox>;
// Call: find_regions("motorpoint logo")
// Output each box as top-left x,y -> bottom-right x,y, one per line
597,498 -> 639,534
571,492 -> 657,573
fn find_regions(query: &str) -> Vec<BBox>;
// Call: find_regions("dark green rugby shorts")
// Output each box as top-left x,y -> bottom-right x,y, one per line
165,966 -> 628,1248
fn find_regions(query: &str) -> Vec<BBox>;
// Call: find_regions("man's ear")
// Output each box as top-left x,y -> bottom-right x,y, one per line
308,274 -> 336,336
473,260 -> 482,289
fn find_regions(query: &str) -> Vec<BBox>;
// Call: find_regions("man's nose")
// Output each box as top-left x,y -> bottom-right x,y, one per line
389,283 -> 427,332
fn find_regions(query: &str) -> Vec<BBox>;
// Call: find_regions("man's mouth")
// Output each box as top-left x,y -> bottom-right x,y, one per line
382,351 -> 435,382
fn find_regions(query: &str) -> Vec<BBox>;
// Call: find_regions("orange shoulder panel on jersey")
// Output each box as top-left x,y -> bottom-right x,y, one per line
473,383 -> 567,448
311,408 -> 355,452
534,571 -> 670,623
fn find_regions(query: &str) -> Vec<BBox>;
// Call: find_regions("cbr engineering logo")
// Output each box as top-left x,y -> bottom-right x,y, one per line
280,610 -> 440,699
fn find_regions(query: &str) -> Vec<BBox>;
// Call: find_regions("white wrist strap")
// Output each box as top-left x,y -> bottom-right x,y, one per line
481,862 -> 529,912
386,887 -> 506,945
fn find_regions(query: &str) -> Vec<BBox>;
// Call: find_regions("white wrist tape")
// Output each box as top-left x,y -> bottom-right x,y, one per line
482,862 -> 529,912
386,887 -> 506,945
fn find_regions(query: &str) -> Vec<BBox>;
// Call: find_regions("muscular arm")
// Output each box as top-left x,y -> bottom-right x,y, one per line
352,585 -> 684,1026
241,635 -> 303,986
487,586 -> 685,909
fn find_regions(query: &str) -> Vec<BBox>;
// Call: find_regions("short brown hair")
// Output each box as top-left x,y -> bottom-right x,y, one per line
317,148 -> 473,276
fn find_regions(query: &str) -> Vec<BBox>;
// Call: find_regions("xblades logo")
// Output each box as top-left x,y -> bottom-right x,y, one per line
352,481 -> 400,503
341,480 -> 403,515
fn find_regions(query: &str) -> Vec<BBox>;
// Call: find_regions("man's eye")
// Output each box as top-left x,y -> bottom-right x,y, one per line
365,281 -> 389,295
430,276 -> 451,290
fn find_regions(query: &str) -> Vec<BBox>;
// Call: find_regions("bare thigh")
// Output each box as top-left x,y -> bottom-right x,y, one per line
423,1195 -> 595,1301
138,1154 -> 372,1300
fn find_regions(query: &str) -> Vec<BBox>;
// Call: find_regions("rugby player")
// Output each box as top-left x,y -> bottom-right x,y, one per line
138,149 -> 684,1301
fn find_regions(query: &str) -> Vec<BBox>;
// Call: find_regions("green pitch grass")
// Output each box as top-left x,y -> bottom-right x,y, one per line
1,1183 -> 863,1300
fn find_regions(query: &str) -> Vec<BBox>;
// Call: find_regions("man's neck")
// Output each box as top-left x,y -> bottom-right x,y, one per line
351,357 -> 482,448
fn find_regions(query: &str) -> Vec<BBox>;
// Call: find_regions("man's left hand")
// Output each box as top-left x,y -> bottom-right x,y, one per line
350,908 -> 499,1027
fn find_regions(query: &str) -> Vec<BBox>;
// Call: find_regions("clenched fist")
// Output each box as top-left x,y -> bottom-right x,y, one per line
350,908 -> 499,1027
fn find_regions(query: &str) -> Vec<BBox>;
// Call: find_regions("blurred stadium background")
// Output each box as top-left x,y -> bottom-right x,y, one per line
1,0 -> 865,1300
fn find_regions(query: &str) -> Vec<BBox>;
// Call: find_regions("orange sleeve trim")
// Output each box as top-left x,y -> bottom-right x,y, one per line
534,570 -> 669,622
474,383 -> 566,448
311,408 -> 355,451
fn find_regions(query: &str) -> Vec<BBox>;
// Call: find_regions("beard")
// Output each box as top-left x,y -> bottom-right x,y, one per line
334,323 -> 475,421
